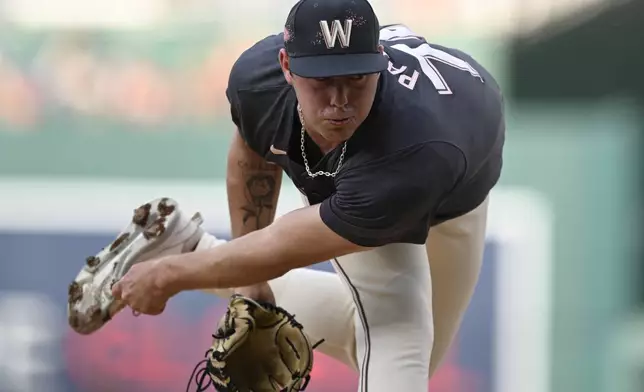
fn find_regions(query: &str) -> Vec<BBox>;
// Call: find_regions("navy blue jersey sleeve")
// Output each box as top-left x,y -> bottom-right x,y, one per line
223,34 -> 294,154
320,142 -> 466,247
225,70 -> 242,130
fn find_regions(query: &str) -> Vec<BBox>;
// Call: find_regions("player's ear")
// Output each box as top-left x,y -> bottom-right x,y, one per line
278,49 -> 294,85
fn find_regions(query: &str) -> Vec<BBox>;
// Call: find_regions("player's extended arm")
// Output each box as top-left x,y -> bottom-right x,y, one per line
163,203 -> 369,292
227,130 -> 282,238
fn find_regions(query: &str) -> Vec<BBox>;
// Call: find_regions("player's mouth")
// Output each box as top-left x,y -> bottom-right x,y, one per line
326,117 -> 352,126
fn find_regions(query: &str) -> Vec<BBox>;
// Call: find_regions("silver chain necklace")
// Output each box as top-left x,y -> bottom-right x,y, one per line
298,104 -> 347,178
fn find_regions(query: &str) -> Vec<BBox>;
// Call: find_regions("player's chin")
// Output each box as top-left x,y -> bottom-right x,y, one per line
321,118 -> 357,139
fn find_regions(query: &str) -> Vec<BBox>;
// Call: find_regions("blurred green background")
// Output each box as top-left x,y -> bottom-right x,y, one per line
0,0 -> 641,391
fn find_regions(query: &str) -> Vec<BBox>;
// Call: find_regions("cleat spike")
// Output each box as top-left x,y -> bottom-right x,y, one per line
86,256 -> 100,268
143,218 -> 166,240
157,198 -> 176,217
109,233 -> 130,251
191,212 -> 204,225
132,203 -> 152,226
68,282 -> 83,304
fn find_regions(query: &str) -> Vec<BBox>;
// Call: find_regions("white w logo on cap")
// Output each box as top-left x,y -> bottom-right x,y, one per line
319,19 -> 353,49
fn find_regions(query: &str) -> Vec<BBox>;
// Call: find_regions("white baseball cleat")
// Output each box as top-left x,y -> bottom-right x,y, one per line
67,197 -> 205,335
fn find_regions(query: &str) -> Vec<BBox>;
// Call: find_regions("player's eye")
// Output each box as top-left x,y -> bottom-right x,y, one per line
347,75 -> 369,84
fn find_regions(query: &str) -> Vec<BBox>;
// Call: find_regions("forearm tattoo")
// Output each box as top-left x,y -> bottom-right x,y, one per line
238,160 -> 279,230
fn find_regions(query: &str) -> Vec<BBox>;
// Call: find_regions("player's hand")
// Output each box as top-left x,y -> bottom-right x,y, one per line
111,259 -> 172,316
234,282 -> 275,305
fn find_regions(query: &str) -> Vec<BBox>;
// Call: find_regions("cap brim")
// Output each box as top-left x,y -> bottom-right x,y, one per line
289,53 -> 388,78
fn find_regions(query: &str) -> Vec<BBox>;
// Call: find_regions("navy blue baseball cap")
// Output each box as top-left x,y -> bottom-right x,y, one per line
284,0 -> 388,78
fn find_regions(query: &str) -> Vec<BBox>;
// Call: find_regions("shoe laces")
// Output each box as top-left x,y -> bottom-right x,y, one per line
186,309 -> 237,392
186,350 -> 214,392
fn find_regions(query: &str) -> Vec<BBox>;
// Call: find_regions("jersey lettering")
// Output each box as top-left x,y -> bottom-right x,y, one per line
379,24 -> 421,41
387,57 -> 420,90
397,69 -> 420,90
381,24 -> 484,93
319,20 -> 353,49
387,62 -> 406,75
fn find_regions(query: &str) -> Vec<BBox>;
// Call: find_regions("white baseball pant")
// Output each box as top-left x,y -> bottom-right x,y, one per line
196,196 -> 489,392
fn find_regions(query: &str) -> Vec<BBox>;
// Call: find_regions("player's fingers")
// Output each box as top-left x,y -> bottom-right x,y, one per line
149,303 -> 166,316
111,281 -> 123,300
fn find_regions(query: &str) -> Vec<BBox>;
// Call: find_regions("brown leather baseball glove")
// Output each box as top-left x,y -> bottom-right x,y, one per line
187,294 -> 323,392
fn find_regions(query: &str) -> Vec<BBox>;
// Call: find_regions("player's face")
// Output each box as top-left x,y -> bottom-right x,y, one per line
291,73 -> 380,143
279,50 -> 380,144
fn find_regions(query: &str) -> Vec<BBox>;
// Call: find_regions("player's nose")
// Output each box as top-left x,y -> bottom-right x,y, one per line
329,84 -> 349,108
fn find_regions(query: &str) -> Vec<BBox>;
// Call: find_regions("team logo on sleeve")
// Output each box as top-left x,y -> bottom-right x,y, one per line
319,20 -> 353,49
